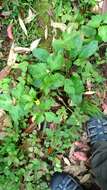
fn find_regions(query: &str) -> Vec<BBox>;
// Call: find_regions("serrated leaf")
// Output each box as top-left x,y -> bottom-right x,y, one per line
32,48 -> 49,62
98,26 -> 107,42
79,41 -> 98,58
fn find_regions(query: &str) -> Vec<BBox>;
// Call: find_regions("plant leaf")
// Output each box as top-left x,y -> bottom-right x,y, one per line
79,41 -> 98,58
64,74 -> 84,104
28,63 -> 48,79
88,15 -> 102,28
98,26 -> 107,42
47,52 -> 64,71
32,48 -> 49,62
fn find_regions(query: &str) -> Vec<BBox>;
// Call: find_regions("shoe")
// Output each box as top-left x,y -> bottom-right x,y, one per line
50,172 -> 83,190
87,116 -> 107,145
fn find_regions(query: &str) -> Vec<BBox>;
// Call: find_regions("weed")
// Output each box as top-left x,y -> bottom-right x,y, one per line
0,1 -> 107,189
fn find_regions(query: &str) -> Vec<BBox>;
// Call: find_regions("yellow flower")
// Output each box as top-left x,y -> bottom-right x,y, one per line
35,99 -> 40,105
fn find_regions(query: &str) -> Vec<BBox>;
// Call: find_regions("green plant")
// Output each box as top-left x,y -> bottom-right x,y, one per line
0,5 -> 107,190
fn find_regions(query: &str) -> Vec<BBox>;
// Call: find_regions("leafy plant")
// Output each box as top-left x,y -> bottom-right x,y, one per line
0,2 -> 106,190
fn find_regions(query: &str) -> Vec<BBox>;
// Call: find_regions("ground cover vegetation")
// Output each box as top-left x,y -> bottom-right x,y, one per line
0,0 -> 107,189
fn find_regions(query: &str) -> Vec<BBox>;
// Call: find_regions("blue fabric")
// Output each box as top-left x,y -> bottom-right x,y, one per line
50,172 -> 83,190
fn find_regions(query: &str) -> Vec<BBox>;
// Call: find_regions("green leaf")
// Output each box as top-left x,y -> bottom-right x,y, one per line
52,39 -> 64,51
42,73 -> 65,94
39,98 -> 55,111
81,25 -> 96,37
98,26 -> 107,42
79,41 -> 98,58
52,33 -> 83,53
88,15 -> 102,28
35,113 -> 44,124
64,74 -> 84,104
64,79 -> 75,95
47,52 -> 64,71
18,61 -> 28,73
102,13 -> 107,24
51,73 -> 65,89
32,48 -> 49,62
28,63 -> 48,79
45,112 -> 59,123
12,81 -> 25,99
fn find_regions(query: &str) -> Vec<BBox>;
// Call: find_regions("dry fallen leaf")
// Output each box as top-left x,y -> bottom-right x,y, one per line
80,174 -> 91,184
18,16 -> 27,36
84,91 -> 96,95
102,103 -> 107,115
51,20 -> 67,32
30,38 -> 41,51
25,8 -> 36,24
0,52 -> 3,58
63,157 -> 71,166
7,42 -> 17,66
7,24 -> 13,40
0,66 -> 11,80
73,152 -> 88,161
1,11 -> 12,17
45,25 -> 48,40
64,161 -> 87,177
14,47 -> 30,53
74,141 -> 89,151
0,109 -> 11,139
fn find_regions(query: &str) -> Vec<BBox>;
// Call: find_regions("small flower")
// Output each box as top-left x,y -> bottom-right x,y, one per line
35,99 -> 40,105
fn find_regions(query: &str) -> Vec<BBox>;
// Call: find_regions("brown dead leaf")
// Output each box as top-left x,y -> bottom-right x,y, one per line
48,147 -> 54,155
7,24 -> 13,40
64,161 -> 87,177
102,103 -> 107,115
0,66 -> 11,80
24,124 -> 35,134
0,110 -> 11,140
73,152 -> 88,161
7,42 -> 17,66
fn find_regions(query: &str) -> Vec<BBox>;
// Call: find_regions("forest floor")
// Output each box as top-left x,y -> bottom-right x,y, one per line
0,1 -> 107,190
